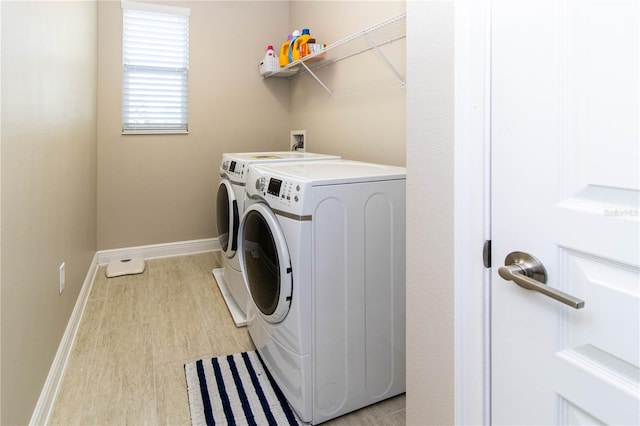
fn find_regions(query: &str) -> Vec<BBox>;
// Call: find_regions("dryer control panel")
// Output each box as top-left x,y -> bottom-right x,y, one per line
266,178 -> 297,203
248,172 -> 307,215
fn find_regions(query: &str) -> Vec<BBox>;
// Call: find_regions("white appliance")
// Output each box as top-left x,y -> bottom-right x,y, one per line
214,151 -> 340,327
238,160 -> 406,424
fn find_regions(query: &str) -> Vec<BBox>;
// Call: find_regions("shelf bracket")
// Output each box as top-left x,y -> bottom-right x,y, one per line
299,61 -> 334,97
363,32 -> 405,87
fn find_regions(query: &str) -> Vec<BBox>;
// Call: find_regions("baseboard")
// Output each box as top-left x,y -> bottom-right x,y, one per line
96,237 -> 219,265
31,238 -> 220,425
30,252 -> 99,426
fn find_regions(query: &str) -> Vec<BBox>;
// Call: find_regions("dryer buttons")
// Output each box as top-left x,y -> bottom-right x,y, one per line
263,179 -> 303,206
282,181 -> 293,201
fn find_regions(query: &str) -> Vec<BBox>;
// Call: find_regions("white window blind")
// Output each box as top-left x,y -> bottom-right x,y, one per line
122,1 -> 190,134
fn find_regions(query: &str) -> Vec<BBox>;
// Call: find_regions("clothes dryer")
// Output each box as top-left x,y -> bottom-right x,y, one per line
238,160 -> 406,423
215,151 -> 340,327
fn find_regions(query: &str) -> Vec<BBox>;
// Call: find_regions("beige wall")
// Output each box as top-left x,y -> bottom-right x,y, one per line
289,1 -> 406,166
97,1 -> 290,250
406,1 -> 455,424
0,1 -> 98,424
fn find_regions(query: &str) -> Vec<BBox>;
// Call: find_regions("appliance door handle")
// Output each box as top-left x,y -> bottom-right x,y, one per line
498,251 -> 585,309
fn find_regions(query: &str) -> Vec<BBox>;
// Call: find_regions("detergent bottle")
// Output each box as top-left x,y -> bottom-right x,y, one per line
259,45 -> 279,76
292,28 -> 312,62
288,29 -> 301,63
304,38 -> 316,57
279,34 -> 292,67
265,45 -> 275,58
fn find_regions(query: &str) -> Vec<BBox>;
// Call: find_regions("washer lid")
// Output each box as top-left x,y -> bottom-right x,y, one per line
221,152 -> 341,183
223,151 -> 340,161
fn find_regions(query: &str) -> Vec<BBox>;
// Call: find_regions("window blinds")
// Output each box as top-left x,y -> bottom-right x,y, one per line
122,2 -> 190,134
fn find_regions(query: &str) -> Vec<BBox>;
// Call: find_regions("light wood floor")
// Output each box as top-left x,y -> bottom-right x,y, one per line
49,252 -> 405,425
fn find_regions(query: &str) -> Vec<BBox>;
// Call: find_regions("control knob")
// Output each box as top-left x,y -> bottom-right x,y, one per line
255,177 -> 266,192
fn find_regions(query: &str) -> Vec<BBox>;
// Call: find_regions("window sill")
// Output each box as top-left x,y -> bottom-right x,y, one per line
121,130 -> 189,135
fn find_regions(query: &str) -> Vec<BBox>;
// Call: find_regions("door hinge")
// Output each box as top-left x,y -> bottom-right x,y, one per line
483,240 -> 492,268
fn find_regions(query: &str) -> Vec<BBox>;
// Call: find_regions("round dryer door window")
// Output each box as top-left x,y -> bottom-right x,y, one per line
217,180 -> 239,257
239,203 -> 292,323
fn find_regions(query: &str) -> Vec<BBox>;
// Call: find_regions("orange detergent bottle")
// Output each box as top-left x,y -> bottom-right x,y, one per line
279,34 -> 292,67
292,28 -> 312,62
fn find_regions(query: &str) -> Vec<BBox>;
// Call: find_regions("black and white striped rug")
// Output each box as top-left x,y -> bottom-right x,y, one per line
184,350 -> 304,426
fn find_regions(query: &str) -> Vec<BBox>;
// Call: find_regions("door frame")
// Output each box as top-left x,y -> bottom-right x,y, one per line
453,0 -> 492,424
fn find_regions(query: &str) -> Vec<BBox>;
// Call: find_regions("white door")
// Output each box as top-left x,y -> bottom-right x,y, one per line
491,1 -> 639,424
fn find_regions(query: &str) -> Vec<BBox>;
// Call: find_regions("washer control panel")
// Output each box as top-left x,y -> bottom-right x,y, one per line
221,159 -> 247,181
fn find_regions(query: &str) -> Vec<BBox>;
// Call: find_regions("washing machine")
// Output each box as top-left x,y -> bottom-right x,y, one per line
238,159 -> 406,424
214,151 -> 340,327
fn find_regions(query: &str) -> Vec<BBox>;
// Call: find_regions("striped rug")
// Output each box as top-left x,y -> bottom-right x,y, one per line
184,350 -> 304,426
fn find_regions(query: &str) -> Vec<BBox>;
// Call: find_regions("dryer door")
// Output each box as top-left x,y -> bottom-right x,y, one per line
239,202 -> 293,323
216,179 -> 239,258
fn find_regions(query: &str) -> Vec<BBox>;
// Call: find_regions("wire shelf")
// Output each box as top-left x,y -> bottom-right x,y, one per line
261,12 -> 406,96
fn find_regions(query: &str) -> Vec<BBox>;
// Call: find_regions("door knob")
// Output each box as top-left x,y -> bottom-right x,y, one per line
498,251 -> 585,309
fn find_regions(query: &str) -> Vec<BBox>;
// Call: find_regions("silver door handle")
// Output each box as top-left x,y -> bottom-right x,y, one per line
498,251 -> 585,309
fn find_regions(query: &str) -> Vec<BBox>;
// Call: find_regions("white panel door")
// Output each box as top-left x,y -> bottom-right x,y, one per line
491,1 -> 639,424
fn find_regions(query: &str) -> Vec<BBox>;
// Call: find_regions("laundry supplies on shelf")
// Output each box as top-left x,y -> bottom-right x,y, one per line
259,45 -> 279,76
260,12 -> 406,97
292,28 -> 311,62
266,28 -> 326,77
279,34 -> 292,67
287,29 -> 301,63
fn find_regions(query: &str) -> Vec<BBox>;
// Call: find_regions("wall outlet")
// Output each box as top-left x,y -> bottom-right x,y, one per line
291,130 -> 306,152
59,262 -> 65,295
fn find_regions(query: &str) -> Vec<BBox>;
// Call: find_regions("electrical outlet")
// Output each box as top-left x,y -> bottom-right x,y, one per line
291,130 -> 306,152
59,262 -> 65,295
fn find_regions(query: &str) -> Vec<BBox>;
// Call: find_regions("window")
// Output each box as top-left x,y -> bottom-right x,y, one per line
122,1 -> 190,134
